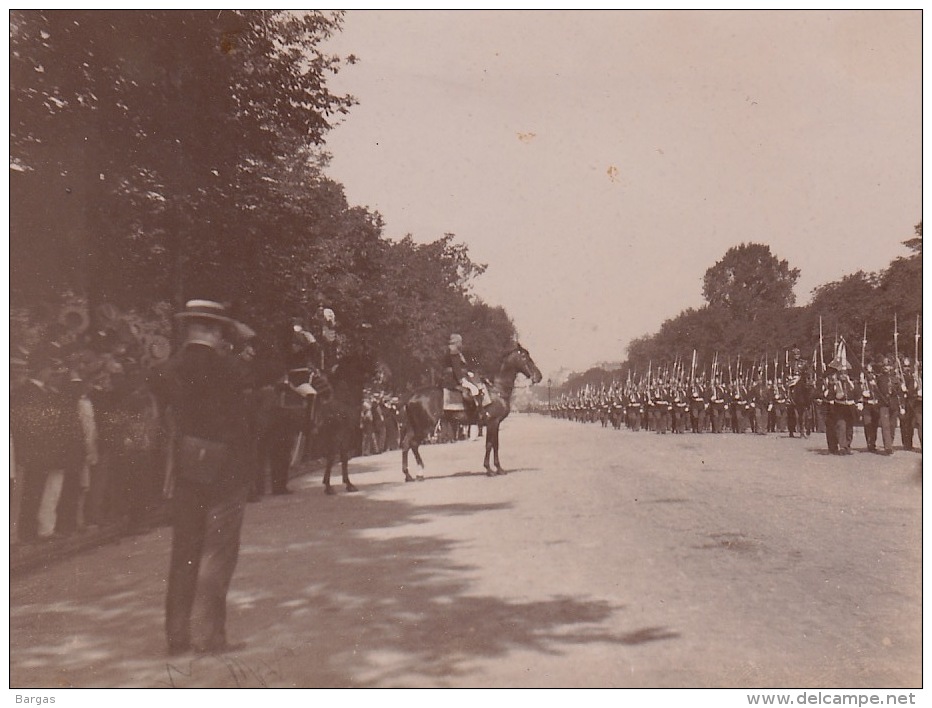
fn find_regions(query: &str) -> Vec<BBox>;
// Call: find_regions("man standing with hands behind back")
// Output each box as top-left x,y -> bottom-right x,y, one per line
149,299 -> 253,656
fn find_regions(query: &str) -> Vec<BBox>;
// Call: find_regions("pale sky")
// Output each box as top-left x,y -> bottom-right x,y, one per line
322,10 -> 921,377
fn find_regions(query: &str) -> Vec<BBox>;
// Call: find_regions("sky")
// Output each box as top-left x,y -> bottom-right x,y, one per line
321,10 -> 921,378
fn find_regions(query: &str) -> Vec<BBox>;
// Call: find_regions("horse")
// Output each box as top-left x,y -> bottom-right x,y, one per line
313,351 -> 372,495
400,343 -> 542,480
788,370 -> 816,438
248,322 -> 319,497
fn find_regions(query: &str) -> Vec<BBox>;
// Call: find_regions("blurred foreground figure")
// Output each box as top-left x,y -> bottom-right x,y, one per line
149,300 -> 253,656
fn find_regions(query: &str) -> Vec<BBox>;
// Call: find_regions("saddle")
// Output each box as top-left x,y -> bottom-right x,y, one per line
443,383 -> 490,413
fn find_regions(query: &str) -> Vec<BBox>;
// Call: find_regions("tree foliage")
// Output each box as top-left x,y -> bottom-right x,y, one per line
10,10 -> 518,393
702,242 -> 800,318
560,230 -> 921,396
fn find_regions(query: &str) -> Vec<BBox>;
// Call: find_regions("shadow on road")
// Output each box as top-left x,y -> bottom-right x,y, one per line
418,467 -> 541,482
11,489 -> 678,688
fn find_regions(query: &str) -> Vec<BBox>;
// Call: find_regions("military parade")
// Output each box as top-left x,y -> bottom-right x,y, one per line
550,328 -> 922,458
9,9 -> 922,695
550,330 -> 922,455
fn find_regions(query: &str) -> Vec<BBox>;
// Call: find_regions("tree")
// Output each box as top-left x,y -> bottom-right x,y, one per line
10,10 -> 357,309
702,243 -> 800,319
902,221 -> 922,255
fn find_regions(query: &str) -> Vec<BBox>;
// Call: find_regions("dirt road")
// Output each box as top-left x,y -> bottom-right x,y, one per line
9,414 -> 922,688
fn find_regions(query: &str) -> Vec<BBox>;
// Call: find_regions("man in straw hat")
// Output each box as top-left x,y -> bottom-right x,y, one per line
148,299 -> 254,656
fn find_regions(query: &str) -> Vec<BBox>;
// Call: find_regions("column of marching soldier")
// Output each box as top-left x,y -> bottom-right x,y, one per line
550,345 -> 921,457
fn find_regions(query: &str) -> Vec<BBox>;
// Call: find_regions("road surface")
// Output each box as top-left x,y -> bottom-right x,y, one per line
9,414 -> 922,688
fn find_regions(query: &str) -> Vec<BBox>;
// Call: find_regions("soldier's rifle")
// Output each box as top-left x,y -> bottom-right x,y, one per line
857,321 -> 869,396
915,315 -> 920,361
915,316 -> 922,390
819,316 -> 825,373
894,313 -> 907,392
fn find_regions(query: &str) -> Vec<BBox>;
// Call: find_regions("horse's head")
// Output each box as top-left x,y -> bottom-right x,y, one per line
503,343 -> 543,385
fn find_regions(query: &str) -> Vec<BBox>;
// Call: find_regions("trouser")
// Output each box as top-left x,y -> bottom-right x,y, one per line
672,407 -> 688,433
773,405 -> 788,432
710,405 -> 725,433
733,407 -> 748,433
833,404 -> 856,452
689,405 -> 706,433
660,408 -> 672,433
914,403 -> 922,446
53,465 -> 83,536
862,405 -> 879,450
900,406 -> 916,450
824,404 -> 839,452
877,406 -> 896,453
754,406 -> 768,434
19,464 -> 81,539
814,404 -> 826,434
166,479 -> 248,652
648,408 -> 662,433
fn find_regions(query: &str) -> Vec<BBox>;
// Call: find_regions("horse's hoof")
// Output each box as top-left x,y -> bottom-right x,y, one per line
345,484 -> 358,493
416,475 -> 424,481
404,475 -> 415,483
324,486 -> 336,496
496,469 -> 507,476
486,471 -> 495,477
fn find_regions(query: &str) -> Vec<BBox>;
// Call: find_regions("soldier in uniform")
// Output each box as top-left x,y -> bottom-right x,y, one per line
750,376 -> 772,435
900,358 -> 919,451
859,363 -> 880,453
772,378 -> 789,433
823,358 -> 857,455
671,382 -> 689,433
731,379 -> 750,434
708,376 -> 727,433
443,334 -> 482,419
625,386 -> 642,432
874,356 -> 901,455
688,378 -> 708,433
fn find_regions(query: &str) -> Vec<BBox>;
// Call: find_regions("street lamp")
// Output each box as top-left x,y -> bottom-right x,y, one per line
547,378 -> 552,415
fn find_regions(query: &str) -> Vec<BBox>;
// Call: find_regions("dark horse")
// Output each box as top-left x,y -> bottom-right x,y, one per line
401,344 -> 542,480
788,370 -> 816,438
313,351 -> 371,495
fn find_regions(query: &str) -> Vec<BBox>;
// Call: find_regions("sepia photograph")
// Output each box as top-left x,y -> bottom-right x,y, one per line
7,9 -> 923,700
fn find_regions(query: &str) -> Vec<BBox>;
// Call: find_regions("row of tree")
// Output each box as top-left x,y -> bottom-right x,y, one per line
560,231 -> 922,394
11,10 -> 518,392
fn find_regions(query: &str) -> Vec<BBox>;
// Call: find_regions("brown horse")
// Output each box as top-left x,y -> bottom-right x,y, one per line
788,369 -> 816,438
401,344 -> 542,480
313,352 -> 373,495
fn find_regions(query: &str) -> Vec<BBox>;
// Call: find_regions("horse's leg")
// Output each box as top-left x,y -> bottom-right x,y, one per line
342,439 -> 357,492
401,428 -> 417,482
323,449 -> 336,495
483,422 -> 497,476
491,423 -> 505,474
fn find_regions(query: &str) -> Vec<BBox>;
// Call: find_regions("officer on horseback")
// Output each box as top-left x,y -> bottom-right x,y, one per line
443,333 -> 483,418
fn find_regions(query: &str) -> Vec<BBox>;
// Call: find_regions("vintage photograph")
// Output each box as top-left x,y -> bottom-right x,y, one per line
8,9 -> 922,695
